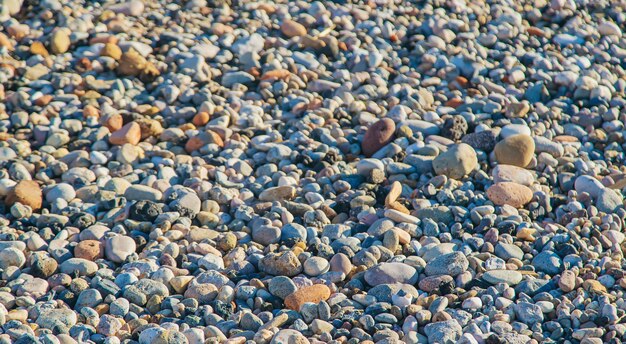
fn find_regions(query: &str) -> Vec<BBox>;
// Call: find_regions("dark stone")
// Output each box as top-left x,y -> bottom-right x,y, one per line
129,200 -> 162,222
461,130 -> 497,152
441,115 -> 468,141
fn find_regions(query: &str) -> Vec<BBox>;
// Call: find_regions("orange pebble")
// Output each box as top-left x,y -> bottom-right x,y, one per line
192,112 -> 210,126
83,105 -> 99,118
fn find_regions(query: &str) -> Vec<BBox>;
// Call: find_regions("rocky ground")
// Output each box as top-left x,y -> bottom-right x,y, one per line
0,0 -> 625,343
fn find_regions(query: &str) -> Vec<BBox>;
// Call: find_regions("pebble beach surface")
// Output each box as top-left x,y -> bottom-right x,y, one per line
1,0 -> 626,343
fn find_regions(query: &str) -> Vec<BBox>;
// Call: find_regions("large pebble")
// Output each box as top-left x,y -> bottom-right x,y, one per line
432,143 -> 477,179
284,284 -> 330,311
361,118 -> 396,157
364,262 -> 418,286
105,236 -> 136,263
487,182 -> 533,208
425,252 -> 469,277
494,134 -> 535,167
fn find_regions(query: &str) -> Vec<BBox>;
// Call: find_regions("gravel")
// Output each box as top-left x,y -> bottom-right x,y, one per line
0,0 -> 625,343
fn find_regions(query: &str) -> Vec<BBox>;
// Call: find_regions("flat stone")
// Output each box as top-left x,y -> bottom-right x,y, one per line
483,270 -> 523,285
364,262 -> 418,286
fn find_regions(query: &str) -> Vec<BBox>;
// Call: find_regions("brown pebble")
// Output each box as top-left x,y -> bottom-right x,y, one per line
7,180 -> 42,210
100,43 -> 122,60
101,113 -> 123,132
284,284 -> 331,311
0,33 -> 14,51
361,118 -> 396,157
50,28 -> 71,54
281,19 -> 307,38
494,134 -> 535,167
83,105 -> 100,118
74,240 -> 104,261
30,42 -> 49,56
109,122 -> 141,145
486,182 -> 533,208
192,112 -> 210,126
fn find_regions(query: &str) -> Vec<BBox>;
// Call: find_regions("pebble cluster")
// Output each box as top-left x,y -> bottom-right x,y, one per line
1,0 -> 626,343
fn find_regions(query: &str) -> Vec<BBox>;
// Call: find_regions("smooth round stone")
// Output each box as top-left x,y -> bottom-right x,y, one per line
124,185 -> 162,201
364,262 -> 418,286
487,182 -> 533,208
361,118 -> 396,157
252,225 -> 281,245
574,175 -> 605,198
329,253 -> 353,275
7,180 -> 42,210
494,134 -> 535,167
432,143 -> 477,179
420,243 -> 456,262
500,124 -> 531,138
0,247 -> 25,269
60,258 -> 98,276
280,19 -> 307,38
483,270 -> 523,285
105,236 -> 136,263
462,297 -> 483,309
599,21 -> 622,36
74,240 -> 103,261
492,165 -> 534,186
356,159 -> 385,176
46,183 -> 76,202
303,257 -> 330,276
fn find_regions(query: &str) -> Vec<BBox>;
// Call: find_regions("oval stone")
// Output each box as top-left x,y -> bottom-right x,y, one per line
361,118 -> 396,157
487,182 -> 533,208
494,134 -> 535,167
492,165 -> 534,186
364,262 -> 418,286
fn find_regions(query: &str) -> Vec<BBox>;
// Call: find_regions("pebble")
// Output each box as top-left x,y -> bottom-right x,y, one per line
104,236 -> 136,263
281,19 -> 307,38
364,262 -> 418,286
50,28 -> 71,54
284,284 -> 331,311
483,270 -> 523,285
361,118 -> 396,157
494,134 -> 535,167
7,180 -> 42,210
425,252 -> 469,277
432,143 -> 478,179
492,165 -> 534,186
109,122 -> 141,145
487,182 -> 533,208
